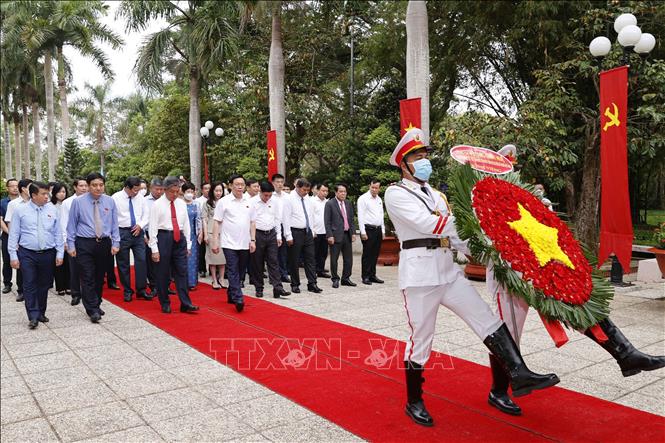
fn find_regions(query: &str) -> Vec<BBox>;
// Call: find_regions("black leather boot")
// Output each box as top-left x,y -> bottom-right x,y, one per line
488,354 -> 522,415
484,324 -> 560,397
585,318 -> 665,377
404,361 -> 434,427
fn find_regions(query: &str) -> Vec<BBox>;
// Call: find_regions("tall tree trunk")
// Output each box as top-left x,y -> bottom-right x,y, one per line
269,5 -> 286,176
44,50 -> 56,180
3,115 -> 12,178
573,128 -> 601,251
406,0 -> 430,144
97,124 -> 104,175
32,102 -> 42,181
22,103 -> 30,177
13,116 -> 21,176
57,45 -> 70,145
188,67 -> 201,190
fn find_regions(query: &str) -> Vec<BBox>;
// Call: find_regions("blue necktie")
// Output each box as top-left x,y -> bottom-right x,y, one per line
301,197 -> 311,233
37,206 -> 44,250
129,196 -> 136,227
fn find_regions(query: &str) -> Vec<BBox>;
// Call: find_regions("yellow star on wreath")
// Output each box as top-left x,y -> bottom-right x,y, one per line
507,203 -> 575,269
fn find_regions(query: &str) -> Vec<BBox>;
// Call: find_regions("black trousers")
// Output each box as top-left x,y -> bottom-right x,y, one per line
361,225 -> 382,280
117,228 -> 147,295
75,237 -> 111,317
106,254 -> 117,285
2,232 -> 13,286
314,234 -> 328,274
155,230 -> 193,308
330,231 -> 353,282
224,248 -> 249,303
251,229 -> 283,292
18,248 -> 55,321
69,253 -> 81,298
198,236 -> 207,274
54,253 -> 70,292
287,228 -> 317,287
277,224 -> 289,279
145,234 -> 156,290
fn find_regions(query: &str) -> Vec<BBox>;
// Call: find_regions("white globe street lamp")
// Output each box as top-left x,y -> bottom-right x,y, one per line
589,13 -> 655,67
205,120 -> 214,130
617,25 -> 642,48
634,33 -> 656,54
215,127 -> 224,137
589,36 -> 612,57
200,127 -> 210,138
613,13 -> 637,34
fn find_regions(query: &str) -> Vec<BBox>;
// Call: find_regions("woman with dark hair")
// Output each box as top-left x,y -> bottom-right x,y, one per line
51,183 -> 70,295
182,182 -> 202,290
202,181 -> 226,289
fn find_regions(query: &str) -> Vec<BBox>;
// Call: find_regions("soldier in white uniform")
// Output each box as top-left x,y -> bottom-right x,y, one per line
384,128 -> 559,427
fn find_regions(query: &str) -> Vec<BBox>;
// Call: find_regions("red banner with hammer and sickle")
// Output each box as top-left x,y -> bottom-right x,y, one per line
267,130 -> 278,180
399,98 -> 421,137
598,66 -> 632,271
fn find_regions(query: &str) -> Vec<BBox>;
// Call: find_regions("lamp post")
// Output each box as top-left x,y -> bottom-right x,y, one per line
199,121 -> 224,183
588,13 -> 656,286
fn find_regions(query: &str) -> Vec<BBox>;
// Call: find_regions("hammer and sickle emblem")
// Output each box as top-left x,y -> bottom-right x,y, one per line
268,148 -> 275,161
603,102 -> 620,132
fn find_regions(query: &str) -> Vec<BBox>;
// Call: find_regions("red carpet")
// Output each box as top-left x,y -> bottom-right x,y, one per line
103,280 -> 665,442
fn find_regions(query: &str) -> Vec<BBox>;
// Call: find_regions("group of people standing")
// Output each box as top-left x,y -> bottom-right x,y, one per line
0,171 -> 390,325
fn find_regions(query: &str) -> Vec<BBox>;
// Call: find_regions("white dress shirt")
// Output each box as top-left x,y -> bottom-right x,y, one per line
59,194 -> 81,243
213,193 -> 251,250
195,195 -> 207,211
357,191 -> 386,236
112,190 -> 148,229
148,195 -> 191,253
310,196 -> 328,235
3,197 -> 29,224
281,191 -> 315,242
250,196 -> 282,238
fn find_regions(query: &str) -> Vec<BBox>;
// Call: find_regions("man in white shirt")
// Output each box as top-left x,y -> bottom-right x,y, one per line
148,176 -> 199,314
282,178 -> 322,294
357,179 -> 386,285
195,182 -> 211,278
244,179 -> 260,200
144,177 -> 165,294
211,174 -> 251,312
3,178 -> 32,301
61,178 -> 88,306
271,173 -> 290,283
310,184 -> 331,278
112,177 -> 151,302
249,181 -> 290,299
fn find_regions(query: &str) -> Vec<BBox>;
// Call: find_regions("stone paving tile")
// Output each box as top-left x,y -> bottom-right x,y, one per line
613,391 -> 665,416
260,414 -> 362,442
131,335 -> 190,354
106,369 -> 187,399
557,375 -> 627,401
126,387 -> 216,425
51,326 -> 124,350
1,358 -> 18,378
167,359 -> 237,385
143,346 -> 216,369
195,376 -> 275,407
223,393 -> 314,431
13,350 -> 83,375
0,417 -> 60,442
0,326 -> 59,345
522,349 -> 599,376
23,365 -> 100,393
152,407 -> 255,442
3,338 -> 70,359
77,425 -> 165,442
0,394 -> 42,425
85,353 -> 161,380
76,342 -> 144,365
33,380 -> 120,416
1,375 -> 31,399
576,360 -> 663,392
49,400 -> 145,442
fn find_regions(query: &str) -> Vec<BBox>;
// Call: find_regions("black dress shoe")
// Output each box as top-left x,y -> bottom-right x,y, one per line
488,390 -> 522,416
108,283 -> 120,290
161,305 -> 172,314
57,290 -> 66,296
90,313 -> 101,323
332,280 -> 339,288
235,302 -> 245,313
369,277 -> 384,284
136,292 -> 153,301
362,278 -> 372,285
317,272 -> 331,278
405,400 -> 434,427
291,285 -> 301,294
256,291 -> 264,298
71,296 -> 81,306
99,308 -> 105,316
199,271 -> 207,279
123,293 -> 132,302
341,279 -> 357,287
307,284 -> 323,293
38,315 -> 49,323
28,319 -> 39,329
281,276 -> 291,283
16,293 -> 24,302
227,298 -> 234,304
2,285 -> 11,294
273,288 -> 290,298
180,304 -> 200,313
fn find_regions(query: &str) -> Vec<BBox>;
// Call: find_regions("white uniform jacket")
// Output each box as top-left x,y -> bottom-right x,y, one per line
385,178 -> 470,289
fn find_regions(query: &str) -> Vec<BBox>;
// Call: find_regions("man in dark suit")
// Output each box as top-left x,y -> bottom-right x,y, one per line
324,184 -> 356,288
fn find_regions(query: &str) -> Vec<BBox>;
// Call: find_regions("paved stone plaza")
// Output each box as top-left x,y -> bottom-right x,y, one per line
1,265 -> 663,442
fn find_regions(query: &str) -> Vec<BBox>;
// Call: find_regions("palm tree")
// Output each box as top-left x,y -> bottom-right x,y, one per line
119,0 -> 239,189
269,3 -> 286,176
406,0 -> 430,144
72,81 -> 117,174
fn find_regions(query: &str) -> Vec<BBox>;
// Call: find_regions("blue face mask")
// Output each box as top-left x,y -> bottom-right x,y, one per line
410,158 -> 433,182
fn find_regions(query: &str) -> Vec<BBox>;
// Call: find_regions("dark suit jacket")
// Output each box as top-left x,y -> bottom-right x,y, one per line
324,198 -> 355,243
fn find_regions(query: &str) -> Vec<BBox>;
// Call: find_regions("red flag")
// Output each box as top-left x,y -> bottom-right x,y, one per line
202,140 -> 210,183
399,98 -> 421,136
598,66 -> 632,271
267,130 -> 278,180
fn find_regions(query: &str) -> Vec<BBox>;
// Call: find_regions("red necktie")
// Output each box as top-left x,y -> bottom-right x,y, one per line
170,201 -> 181,242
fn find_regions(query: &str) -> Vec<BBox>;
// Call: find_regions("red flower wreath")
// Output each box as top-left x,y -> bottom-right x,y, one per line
472,178 -> 593,305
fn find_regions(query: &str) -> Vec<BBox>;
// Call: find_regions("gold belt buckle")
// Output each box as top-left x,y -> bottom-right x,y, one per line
439,237 -> 450,249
